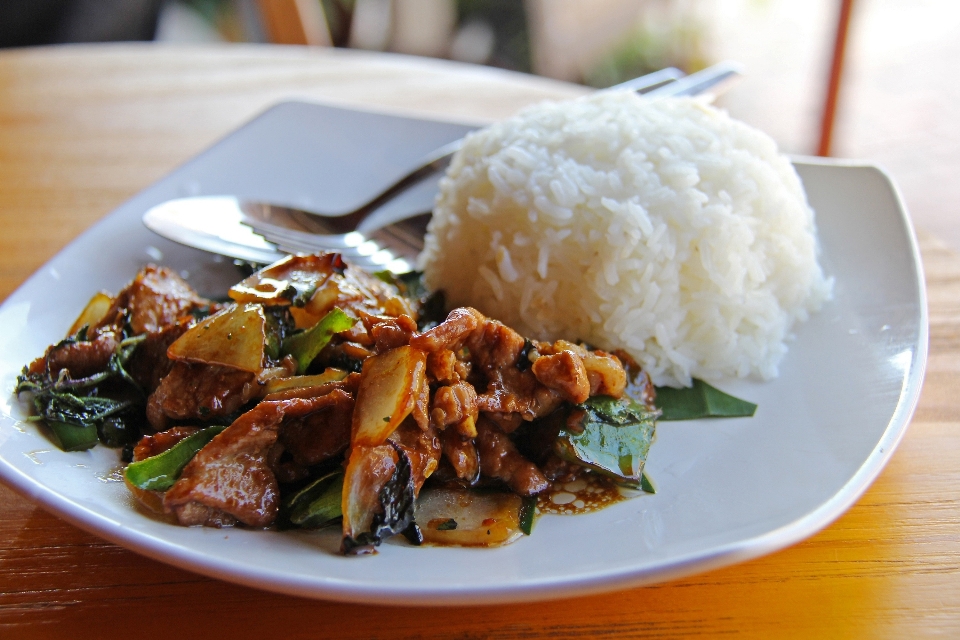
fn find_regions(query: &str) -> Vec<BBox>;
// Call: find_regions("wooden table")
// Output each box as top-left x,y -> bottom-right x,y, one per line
1,44 -> 958,638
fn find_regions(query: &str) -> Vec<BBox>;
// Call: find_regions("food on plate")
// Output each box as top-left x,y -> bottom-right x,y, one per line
17,254 -> 659,554
16,92 -> 817,556
420,93 -> 833,387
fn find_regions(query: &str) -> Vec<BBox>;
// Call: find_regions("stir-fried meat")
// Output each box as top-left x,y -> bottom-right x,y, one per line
412,307 -> 564,425
426,349 -> 457,383
430,381 -> 479,437
440,427 -> 480,484
33,253 -> 656,550
412,369 -> 431,431
476,366 -> 562,423
484,411 -> 524,433
425,348 -> 473,385
313,341 -> 371,373
531,350 -> 590,404
409,307 -> 481,352
538,341 -> 626,398
414,307 -> 563,424
164,397 -> 330,527
35,265 -> 214,383
336,318 -> 373,346
132,426 -> 200,462
97,265 -> 211,336
126,319 -> 191,393
163,400 -> 284,527
475,417 -> 549,496
146,362 -> 258,430
581,350 -> 627,397
41,329 -> 120,379
279,388 -> 354,467
464,315 -> 526,372
365,313 -> 417,352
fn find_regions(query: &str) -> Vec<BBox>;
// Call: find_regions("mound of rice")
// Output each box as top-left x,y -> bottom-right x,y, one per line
419,92 -> 832,387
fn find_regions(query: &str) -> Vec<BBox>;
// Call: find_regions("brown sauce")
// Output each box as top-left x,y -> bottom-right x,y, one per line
537,473 -> 628,516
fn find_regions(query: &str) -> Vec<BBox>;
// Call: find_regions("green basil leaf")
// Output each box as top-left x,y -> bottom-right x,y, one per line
277,470 -> 344,530
654,379 -> 757,421
435,518 -> 458,531
640,472 -> 656,494
555,396 -> 657,488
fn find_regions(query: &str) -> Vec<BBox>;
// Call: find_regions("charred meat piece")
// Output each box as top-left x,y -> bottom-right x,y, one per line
430,380 -> 479,437
96,265 -> 213,336
409,307 -> 482,353
126,319 -> 192,393
531,349 -> 591,404
163,397 -> 333,527
279,388 -> 354,467
145,362 -> 258,430
476,366 -> 562,423
440,427 -> 480,484
464,314 -> 527,372
132,426 -> 200,461
40,329 -> 121,379
475,416 -> 549,496
364,313 -> 418,353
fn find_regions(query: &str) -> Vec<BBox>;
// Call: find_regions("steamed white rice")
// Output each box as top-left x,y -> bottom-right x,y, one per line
419,92 -> 832,387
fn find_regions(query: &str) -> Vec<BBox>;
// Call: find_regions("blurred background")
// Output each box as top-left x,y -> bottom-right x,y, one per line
1,0 -> 957,248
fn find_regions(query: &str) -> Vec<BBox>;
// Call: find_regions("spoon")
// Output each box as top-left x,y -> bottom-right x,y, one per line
143,62 -> 744,272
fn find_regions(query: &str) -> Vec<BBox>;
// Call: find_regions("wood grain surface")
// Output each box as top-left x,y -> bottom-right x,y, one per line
1,44 -> 958,639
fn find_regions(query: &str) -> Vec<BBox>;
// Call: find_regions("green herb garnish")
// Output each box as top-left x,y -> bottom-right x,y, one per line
435,518 -> 458,531
654,379 -> 757,421
555,396 -> 658,489
277,470 -> 344,530
519,496 -> 538,535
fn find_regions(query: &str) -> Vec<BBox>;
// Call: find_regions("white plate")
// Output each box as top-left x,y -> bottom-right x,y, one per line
0,102 -> 927,605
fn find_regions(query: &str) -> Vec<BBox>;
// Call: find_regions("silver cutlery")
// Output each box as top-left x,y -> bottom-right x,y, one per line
143,61 -> 743,272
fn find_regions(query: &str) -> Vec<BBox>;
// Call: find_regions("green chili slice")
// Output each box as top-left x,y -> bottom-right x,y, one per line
124,425 -> 226,491
281,308 -> 356,374
47,420 -> 99,452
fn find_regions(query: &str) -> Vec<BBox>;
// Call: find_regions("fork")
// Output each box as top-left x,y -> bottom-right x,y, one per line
143,62 -> 743,272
